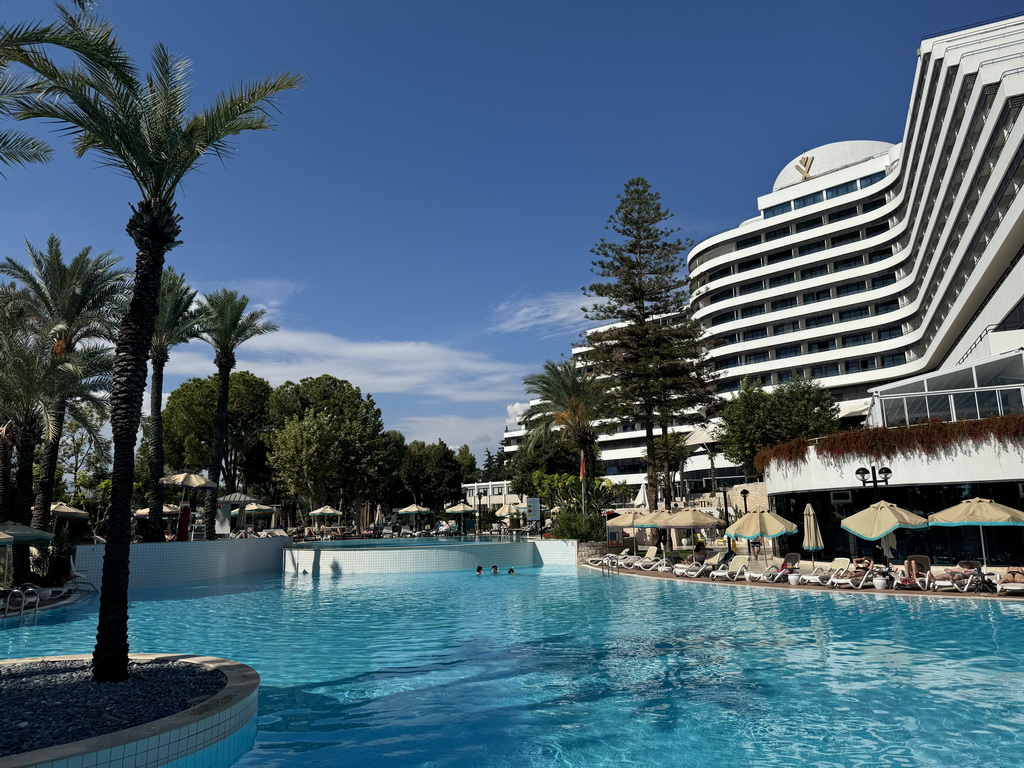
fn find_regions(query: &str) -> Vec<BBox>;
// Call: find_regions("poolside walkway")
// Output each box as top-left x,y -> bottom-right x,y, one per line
582,558 -> 1022,600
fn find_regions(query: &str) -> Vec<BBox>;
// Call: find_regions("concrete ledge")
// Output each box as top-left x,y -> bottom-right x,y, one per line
0,654 -> 259,768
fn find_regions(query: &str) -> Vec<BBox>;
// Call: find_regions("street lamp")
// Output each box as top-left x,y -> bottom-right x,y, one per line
740,488 -> 750,516
855,466 -> 892,502
476,488 -> 485,535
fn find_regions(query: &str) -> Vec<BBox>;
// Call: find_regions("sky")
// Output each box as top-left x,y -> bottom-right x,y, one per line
1,0 -> 1022,459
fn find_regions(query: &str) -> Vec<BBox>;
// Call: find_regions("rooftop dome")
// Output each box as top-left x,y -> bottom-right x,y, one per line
772,140 -> 894,191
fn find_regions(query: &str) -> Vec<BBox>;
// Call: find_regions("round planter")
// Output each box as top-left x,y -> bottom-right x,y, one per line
873,578 -> 889,590
788,573 -> 801,586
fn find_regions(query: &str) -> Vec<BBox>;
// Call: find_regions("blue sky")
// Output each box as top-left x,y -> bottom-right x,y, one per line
1,0 -> 1021,458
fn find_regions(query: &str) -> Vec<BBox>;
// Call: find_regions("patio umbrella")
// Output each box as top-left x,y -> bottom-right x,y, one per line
802,504 -> 824,569
841,501 -> 927,541
50,502 -> 88,521
0,521 -> 54,545
636,511 -> 676,554
134,504 -> 180,517
218,492 -> 257,504
398,504 -> 431,514
494,503 -> 517,518
159,472 -> 217,507
606,510 -> 650,553
928,497 -> 1024,569
725,510 -> 797,541
446,502 -> 475,533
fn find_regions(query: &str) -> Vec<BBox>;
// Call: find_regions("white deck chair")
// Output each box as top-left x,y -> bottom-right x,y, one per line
710,555 -> 749,581
674,552 -> 722,578
748,553 -> 801,583
627,547 -> 659,569
800,557 -> 850,585
929,561 -> 984,593
893,555 -> 931,590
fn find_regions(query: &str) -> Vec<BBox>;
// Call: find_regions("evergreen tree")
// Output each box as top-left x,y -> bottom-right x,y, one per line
584,177 -> 715,507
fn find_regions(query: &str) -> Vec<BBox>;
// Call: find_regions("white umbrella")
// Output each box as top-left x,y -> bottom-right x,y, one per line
929,498 -> 1024,570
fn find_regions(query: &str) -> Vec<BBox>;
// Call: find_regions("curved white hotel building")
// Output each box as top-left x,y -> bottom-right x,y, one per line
689,15 -> 1024,401
500,15 -> 1024,495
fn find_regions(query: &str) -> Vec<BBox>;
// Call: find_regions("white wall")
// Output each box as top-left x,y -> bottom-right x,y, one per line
73,537 -> 287,591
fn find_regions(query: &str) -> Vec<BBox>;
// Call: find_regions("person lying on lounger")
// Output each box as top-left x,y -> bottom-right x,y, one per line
939,560 -> 977,583
839,556 -> 873,578
686,542 -> 709,566
999,564 -> 1024,584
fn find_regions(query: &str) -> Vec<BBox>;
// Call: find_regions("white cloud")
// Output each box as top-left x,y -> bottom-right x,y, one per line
165,328 -> 531,403
394,414 -> 509,457
505,401 -> 529,428
489,291 -> 599,338
191,276 -> 304,316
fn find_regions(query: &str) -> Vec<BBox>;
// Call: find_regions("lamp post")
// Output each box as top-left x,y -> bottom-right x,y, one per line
855,465 -> 892,502
740,488 -> 749,516
476,488 -> 485,536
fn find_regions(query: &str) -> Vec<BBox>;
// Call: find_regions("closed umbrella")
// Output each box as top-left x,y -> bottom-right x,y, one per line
928,497 -> 1024,570
802,503 -> 824,569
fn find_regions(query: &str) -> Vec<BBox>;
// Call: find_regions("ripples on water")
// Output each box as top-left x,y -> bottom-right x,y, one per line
4,567 -> 1024,767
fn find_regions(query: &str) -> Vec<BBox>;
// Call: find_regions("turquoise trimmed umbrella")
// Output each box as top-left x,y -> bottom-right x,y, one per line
928,498 -> 1024,570
726,510 -> 797,563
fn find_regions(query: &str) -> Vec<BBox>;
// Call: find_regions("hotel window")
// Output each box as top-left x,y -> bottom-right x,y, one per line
872,273 -> 896,289
836,281 -> 867,297
808,339 -> 836,353
716,333 -> 738,346
881,352 -> 907,368
739,281 -> 763,295
875,300 -> 898,314
826,181 -> 859,199
810,363 -> 840,377
715,356 -> 739,370
765,226 -> 791,242
801,264 -> 828,279
746,351 -> 769,364
842,332 -> 873,347
803,289 -> 831,304
777,369 -> 802,383
859,171 -> 885,188
710,311 -> 735,326
741,304 -> 766,318
828,207 -> 858,223
709,289 -> 733,303
796,217 -> 823,232
771,297 -> 797,311
806,314 -> 833,329
839,307 -> 870,322
861,197 -> 886,212
767,251 -> 793,265
793,191 -> 824,209
865,223 -> 889,237
709,266 -> 732,281
736,235 -> 761,250
743,328 -> 768,341
764,201 -> 792,218
769,273 -> 794,288
834,255 -> 863,272
738,257 -> 762,272
831,232 -> 860,248
773,321 -> 800,335
799,241 -> 826,257
776,345 -> 802,359
845,358 -> 877,373
868,248 -> 892,263
878,326 -> 903,340
718,380 -> 741,393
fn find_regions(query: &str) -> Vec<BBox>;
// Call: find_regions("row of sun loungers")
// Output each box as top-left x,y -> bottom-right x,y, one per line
586,550 -> 1024,594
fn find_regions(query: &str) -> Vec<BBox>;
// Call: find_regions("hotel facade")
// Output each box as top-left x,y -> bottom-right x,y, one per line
501,15 -> 1024,500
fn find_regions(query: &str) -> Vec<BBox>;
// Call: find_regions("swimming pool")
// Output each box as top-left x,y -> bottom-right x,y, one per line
3,568 -> 1024,768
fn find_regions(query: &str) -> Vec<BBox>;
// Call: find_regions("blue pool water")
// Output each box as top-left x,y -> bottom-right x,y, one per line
4,568 -> 1024,768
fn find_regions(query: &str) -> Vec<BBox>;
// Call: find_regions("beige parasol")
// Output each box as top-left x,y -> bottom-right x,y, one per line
159,472 -> 216,489
929,497 -> 1024,569
50,502 -> 88,520
726,510 -> 797,541
841,501 -> 928,540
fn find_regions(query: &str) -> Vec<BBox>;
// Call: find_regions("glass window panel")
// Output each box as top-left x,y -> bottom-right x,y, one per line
999,388 -> 1023,415
952,392 -> 978,421
977,390 -> 1000,418
881,381 -> 925,394
905,396 -> 929,424
883,399 -> 907,427
975,355 -> 1024,387
926,395 -> 952,422
926,368 -> 975,391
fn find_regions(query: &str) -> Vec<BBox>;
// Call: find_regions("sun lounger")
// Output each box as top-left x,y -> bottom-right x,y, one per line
800,557 -> 850,585
893,555 -> 931,590
996,581 -> 1024,594
748,553 -> 801,583
929,560 -> 984,593
710,555 -> 749,581
637,557 -> 671,571
625,547 -> 659,569
828,568 -> 875,589
674,551 -> 723,578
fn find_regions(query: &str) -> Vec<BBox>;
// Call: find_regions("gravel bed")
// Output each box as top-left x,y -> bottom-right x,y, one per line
0,659 -> 227,758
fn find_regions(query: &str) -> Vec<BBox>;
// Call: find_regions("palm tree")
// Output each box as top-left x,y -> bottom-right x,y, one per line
0,234 -> 128,530
521,359 -> 610,482
196,289 -> 278,539
0,62 -> 52,171
0,9 -> 301,681
145,267 -> 200,540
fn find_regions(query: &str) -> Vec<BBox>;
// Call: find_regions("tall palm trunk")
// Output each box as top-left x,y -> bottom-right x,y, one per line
145,353 -> 169,541
0,437 -> 12,521
31,399 -> 66,529
94,200 -> 180,683
13,427 -> 40,582
203,360 -> 231,539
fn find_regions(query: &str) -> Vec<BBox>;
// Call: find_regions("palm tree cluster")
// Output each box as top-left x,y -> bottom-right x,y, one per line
0,6 -> 301,681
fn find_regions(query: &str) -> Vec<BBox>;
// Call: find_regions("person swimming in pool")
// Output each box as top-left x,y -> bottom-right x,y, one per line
475,565 -> 483,575
507,568 -> 517,575
491,565 -> 499,574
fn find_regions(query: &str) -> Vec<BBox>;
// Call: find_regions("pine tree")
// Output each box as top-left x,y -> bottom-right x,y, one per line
584,177 -> 716,508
